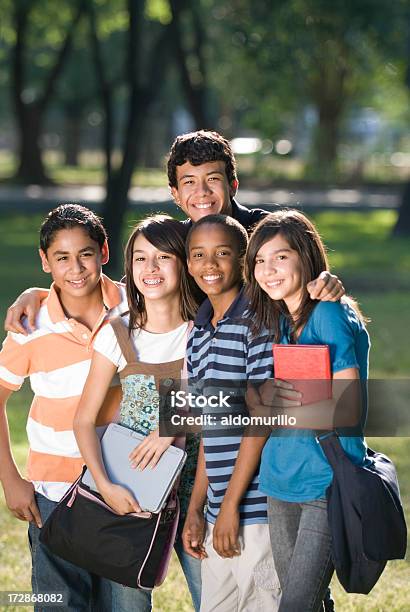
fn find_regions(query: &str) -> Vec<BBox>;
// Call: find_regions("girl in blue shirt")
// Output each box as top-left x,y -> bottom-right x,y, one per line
243,209 -> 370,612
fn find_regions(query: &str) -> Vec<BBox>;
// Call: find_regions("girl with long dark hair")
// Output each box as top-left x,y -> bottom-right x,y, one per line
74,215 -> 202,611
244,209 -> 369,612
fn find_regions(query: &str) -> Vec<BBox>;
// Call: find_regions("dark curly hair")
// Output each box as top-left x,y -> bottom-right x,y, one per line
167,130 -> 237,189
40,204 -> 107,253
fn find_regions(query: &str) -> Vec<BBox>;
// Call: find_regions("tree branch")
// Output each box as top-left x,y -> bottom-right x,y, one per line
39,0 -> 87,113
87,0 -> 114,182
11,2 -> 31,115
169,0 -> 209,127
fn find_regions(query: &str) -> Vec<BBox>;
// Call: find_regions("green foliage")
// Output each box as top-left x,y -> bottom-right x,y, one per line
12,2 -> 84,96
204,0 -> 408,177
145,0 -> 172,25
1,0 -> 408,186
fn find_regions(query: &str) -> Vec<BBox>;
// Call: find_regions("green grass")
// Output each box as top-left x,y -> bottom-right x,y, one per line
0,210 -> 409,610
313,211 -> 410,291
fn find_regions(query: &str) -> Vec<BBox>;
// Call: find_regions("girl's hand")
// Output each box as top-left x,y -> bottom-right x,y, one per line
259,378 -> 302,408
99,482 -> 142,514
129,429 -> 176,470
182,508 -> 207,559
213,504 -> 240,558
246,379 -> 302,420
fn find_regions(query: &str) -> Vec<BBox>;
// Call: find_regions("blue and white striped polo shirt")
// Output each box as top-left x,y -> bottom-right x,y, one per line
187,288 -> 273,525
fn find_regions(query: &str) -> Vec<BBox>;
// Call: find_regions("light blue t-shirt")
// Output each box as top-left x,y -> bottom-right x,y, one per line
259,299 -> 370,502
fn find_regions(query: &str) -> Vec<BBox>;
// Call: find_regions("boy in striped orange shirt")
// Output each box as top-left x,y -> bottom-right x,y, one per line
0,204 -> 127,610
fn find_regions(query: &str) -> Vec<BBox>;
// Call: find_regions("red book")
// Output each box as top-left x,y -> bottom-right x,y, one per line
272,344 -> 332,405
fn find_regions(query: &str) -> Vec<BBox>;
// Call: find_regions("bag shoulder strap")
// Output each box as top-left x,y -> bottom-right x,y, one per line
109,314 -> 137,365
181,320 -> 194,382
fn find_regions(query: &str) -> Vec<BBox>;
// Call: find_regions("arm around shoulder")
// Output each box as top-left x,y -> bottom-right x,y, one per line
4,287 -> 50,335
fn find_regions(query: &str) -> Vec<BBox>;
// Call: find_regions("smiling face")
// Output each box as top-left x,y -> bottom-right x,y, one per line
131,233 -> 182,304
187,224 -> 242,302
171,161 -> 237,222
253,233 -> 304,314
39,226 -> 108,300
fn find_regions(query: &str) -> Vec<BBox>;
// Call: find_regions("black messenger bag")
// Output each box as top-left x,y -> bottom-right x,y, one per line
39,470 -> 179,590
317,432 -> 407,594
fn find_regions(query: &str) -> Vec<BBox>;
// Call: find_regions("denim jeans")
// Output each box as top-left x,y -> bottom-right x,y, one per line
267,497 -> 334,612
110,529 -> 202,612
110,583 -> 152,612
29,493 -> 112,612
174,530 -> 202,611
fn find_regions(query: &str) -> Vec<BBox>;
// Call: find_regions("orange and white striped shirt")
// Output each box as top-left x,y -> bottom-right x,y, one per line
0,274 -> 127,501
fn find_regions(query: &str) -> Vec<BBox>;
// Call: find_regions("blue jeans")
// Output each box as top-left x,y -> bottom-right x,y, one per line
29,493 -> 112,612
110,583 -> 152,612
267,497 -> 334,612
174,531 -> 202,611
110,531 -> 202,612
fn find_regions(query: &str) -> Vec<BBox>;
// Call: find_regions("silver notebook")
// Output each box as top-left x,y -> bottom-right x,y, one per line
82,423 -> 186,513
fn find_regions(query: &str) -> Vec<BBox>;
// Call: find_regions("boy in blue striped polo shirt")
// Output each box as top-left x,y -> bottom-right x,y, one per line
181,214 -> 281,611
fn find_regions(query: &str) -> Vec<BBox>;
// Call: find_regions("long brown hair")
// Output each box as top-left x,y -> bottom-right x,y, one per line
124,215 -> 199,333
244,209 -> 363,341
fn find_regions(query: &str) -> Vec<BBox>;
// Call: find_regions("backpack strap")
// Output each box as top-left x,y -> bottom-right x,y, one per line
109,315 -> 137,365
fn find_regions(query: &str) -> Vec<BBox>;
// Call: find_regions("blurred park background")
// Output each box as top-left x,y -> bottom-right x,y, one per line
0,1 -> 409,610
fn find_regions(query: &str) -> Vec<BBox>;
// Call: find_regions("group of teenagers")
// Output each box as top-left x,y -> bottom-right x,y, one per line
0,130 -> 370,612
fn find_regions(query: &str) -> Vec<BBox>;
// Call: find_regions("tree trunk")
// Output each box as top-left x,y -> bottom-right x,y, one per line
63,106 -> 82,166
12,5 -> 49,184
312,104 -> 341,180
11,0 -> 86,184
169,0 -> 209,128
100,1 -> 174,275
100,0 -> 146,275
308,40 -> 348,181
102,175 -> 128,277
392,28 -> 410,237
393,180 -> 410,237
15,103 -> 50,184
87,0 -> 115,183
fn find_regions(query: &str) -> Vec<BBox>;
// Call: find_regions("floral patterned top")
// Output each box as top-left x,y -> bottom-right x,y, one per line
118,372 -> 199,518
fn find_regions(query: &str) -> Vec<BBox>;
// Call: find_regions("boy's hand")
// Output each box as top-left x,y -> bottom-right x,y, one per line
213,504 -> 240,558
307,271 -> 345,302
182,508 -> 207,559
3,475 -> 42,528
99,482 -> 142,514
5,290 -> 42,335
129,429 -> 175,470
